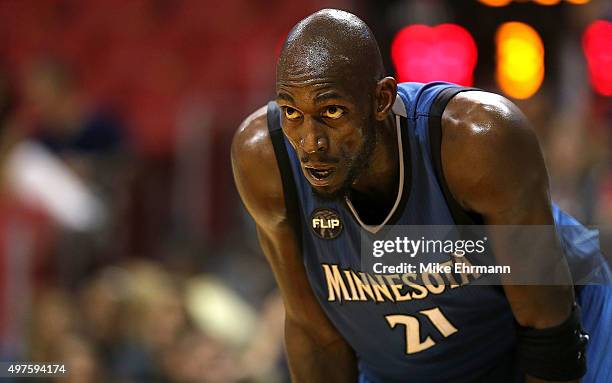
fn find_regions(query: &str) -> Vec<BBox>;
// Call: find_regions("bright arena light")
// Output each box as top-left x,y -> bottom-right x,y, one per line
533,0 -> 561,5
478,0 -> 513,6
583,20 -> 612,96
496,22 -> 544,99
391,24 -> 478,86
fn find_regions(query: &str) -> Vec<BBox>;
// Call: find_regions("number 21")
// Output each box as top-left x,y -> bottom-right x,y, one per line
385,307 -> 458,354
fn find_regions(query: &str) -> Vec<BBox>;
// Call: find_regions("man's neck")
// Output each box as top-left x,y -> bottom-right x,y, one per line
350,113 -> 400,203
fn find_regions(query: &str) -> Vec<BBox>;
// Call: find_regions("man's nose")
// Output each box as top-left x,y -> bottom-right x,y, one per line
301,119 -> 328,154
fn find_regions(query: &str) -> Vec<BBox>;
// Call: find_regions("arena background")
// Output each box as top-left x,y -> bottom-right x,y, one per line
0,1 -> 609,382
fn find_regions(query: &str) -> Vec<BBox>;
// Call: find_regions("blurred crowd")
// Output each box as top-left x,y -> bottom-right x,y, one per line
0,58 -> 288,383
0,1 -> 609,382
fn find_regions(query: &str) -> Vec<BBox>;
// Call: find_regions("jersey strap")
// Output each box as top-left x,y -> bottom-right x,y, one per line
266,101 -> 303,248
428,87 -> 484,225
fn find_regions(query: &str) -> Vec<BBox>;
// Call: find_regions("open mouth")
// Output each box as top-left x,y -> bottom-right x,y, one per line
306,167 -> 335,181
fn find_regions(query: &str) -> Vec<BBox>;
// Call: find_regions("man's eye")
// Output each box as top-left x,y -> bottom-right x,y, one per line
284,107 -> 302,121
322,106 -> 344,119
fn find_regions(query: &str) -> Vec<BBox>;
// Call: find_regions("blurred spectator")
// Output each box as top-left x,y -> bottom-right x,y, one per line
111,261 -> 186,382
12,57 -> 130,287
23,58 -> 123,160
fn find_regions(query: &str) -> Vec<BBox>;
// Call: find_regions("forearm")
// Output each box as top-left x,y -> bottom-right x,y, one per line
511,286 -> 584,383
503,285 -> 574,329
285,317 -> 357,383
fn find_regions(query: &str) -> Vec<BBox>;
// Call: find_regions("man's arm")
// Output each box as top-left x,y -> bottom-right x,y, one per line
231,107 -> 357,382
441,91 -> 579,383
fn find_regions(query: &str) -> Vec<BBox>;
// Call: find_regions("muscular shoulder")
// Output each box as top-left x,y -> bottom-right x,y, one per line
231,106 -> 286,229
440,91 -> 548,219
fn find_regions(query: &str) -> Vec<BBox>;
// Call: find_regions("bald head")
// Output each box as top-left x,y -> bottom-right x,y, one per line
277,9 -> 384,88
273,10 -> 398,200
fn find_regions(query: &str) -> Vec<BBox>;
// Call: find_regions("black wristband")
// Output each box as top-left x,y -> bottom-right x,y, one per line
516,304 -> 589,381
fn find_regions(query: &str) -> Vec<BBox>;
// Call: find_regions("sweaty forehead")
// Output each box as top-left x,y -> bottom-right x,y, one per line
276,78 -> 358,107
278,36 -> 353,79
277,44 -> 370,104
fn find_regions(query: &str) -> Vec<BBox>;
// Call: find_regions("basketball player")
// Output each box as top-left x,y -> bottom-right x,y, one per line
231,9 -> 611,383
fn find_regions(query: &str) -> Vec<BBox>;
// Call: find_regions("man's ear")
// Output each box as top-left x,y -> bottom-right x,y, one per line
374,77 -> 397,121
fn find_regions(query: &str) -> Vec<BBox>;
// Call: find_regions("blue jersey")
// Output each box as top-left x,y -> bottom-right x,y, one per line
266,82 -> 611,383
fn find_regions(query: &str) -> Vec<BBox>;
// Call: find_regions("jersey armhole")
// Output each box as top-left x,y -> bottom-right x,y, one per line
266,101 -> 303,250
428,87 -> 484,226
